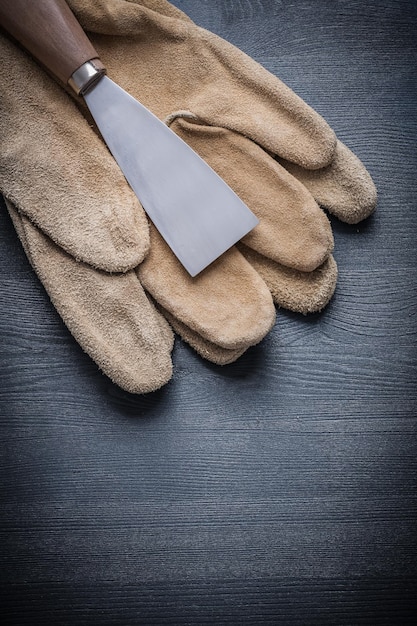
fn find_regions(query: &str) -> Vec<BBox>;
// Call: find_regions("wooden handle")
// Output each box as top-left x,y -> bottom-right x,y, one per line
0,0 -> 103,85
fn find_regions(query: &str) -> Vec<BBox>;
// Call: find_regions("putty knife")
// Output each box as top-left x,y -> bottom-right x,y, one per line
0,0 -> 259,277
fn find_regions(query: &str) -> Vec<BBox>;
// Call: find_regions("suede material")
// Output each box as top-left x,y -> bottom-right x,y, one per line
156,252 -> 338,363
6,201 -> 174,394
279,142 -> 378,225
0,35 -> 149,273
69,0 -> 376,271
168,117 -> 334,272
157,305 -> 248,366
137,225 -> 276,351
70,0 -> 338,169
0,0 -> 378,377
239,248 -> 338,315
0,23 -> 276,366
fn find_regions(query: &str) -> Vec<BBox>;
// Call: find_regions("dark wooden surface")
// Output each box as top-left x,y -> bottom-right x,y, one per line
1,1 -> 416,623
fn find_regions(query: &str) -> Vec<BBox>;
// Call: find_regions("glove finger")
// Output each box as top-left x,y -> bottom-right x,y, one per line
166,117 -> 338,314
6,199 -> 174,394
169,116 -> 334,273
157,305 -> 248,366
71,0 -> 337,170
189,27 -> 337,170
0,33 -> 149,273
158,252 -> 337,364
279,141 -> 377,224
239,247 -> 338,314
137,225 -> 276,352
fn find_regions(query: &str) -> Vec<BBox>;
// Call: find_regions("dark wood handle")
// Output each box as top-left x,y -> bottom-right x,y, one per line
0,0 -> 103,85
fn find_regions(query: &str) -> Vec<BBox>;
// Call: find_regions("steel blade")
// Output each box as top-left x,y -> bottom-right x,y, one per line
84,76 -> 259,277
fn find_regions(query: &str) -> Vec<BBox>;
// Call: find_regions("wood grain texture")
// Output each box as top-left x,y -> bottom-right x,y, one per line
1,0 -> 416,624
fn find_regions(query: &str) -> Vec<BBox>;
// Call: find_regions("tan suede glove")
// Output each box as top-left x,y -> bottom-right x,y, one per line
68,0 -> 376,360
0,31 -> 177,394
0,27 -> 275,379
1,0 -> 376,379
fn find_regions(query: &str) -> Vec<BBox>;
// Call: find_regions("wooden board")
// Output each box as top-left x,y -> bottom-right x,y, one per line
1,0 -> 416,623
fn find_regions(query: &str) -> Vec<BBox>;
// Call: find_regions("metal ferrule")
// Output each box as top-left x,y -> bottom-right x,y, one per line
68,60 -> 106,96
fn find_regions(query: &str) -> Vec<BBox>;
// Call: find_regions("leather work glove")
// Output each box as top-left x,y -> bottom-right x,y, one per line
67,0 -> 376,361
69,0 -> 376,327
4,198 -> 176,394
0,25 -> 275,385
0,26 -> 176,393
0,0 -> 377,386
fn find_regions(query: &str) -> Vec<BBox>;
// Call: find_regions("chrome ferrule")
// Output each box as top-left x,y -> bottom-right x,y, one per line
68,60 -> 106,96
